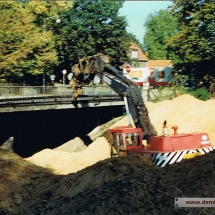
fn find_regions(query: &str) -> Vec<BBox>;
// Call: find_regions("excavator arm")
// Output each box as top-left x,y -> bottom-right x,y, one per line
69,53 -> 157,142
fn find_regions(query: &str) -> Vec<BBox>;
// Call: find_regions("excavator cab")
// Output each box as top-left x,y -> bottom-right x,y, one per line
109,125 -> 215,167
108,126 -> 143,157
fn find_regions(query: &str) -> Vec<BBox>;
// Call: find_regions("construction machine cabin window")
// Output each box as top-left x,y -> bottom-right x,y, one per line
125,133 -> 140,146
112,133 -> 124,153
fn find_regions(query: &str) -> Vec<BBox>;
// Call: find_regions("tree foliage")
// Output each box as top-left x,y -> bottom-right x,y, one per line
168,0 -> 215,89
128,33 -> 144,52
55,0 -> 131,71
0,2 -> 60,84
143,9 -> 178,60
0,0 -> 137,84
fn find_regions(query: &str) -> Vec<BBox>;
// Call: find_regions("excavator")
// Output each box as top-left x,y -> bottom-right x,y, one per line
69,53 -> 215,167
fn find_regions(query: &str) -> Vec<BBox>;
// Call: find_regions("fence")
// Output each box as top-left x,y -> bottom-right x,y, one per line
0,84 -> 189,101
82,86 -> 117,95
0,86 -> 71,98
147,87 -> 215,101
0,85 -> 117,98
142,87 -> 186,102
0,83 -> 19,86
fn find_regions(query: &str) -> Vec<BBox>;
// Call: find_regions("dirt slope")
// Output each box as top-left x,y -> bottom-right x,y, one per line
1,149 -> 215,215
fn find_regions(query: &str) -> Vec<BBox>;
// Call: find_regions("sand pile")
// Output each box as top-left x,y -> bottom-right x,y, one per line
88,116 -> 124,140
25,137 -> 111,175
53,137 -> 87,153
145,94 -> 215,144
24,115 -> 133,175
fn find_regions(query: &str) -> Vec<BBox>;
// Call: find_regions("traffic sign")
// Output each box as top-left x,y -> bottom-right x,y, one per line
125,65 -> 131,73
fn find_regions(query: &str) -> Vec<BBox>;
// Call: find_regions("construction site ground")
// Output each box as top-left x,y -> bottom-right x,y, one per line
1,94 -> 215,215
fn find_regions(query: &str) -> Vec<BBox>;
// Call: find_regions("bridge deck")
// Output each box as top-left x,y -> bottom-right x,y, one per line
0,85 -> 124,112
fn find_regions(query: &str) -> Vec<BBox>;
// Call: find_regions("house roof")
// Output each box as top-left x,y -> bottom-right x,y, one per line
148,60 -> 172,68
129,42 -> 148,61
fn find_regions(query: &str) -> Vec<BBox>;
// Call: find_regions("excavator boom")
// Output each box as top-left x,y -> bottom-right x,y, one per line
69,53 -> 215,167
69,53 -> 157,141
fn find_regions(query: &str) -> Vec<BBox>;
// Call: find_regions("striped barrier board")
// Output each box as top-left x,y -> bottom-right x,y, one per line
151,147 -> 215,167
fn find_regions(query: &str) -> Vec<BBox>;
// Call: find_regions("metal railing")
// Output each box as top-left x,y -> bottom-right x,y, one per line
82,86 -> 117,95
0,85 -> 117,99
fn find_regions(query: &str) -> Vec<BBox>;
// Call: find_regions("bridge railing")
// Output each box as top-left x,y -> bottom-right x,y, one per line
0,86 -> 71,98
82,86 -> 117,95
0,85 -> 117,98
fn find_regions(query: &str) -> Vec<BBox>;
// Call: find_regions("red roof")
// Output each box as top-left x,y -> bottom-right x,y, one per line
129,42 -> 148,61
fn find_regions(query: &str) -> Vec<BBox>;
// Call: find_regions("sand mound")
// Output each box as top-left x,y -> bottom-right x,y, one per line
53,137 -> 87,153
25,137 -> 110,175
145,94 -> 215,144
88,116 -> 123,141
24,114 -> 133,175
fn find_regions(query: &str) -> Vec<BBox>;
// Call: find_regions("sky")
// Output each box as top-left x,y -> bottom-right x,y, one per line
119,1 -> 173,44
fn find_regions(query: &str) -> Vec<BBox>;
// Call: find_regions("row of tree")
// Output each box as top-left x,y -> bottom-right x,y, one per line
0,0 -> 214,89
0,2 -> 62,84
0,0 -> 132,85
143,0 -> 215,89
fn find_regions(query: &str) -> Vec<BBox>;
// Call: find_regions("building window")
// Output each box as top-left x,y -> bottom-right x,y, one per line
131,50 -> 138,59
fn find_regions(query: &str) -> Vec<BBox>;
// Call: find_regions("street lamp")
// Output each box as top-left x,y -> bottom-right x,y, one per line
50,74 -> 56,86
42,15 -> 61,93
62,69 -> 67,86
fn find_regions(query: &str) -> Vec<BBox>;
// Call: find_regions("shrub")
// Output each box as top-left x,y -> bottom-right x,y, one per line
190,87 -> 210,101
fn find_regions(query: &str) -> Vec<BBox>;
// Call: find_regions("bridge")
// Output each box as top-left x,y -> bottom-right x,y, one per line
0,85 -> 125,112
0,84 -> 128,156
0,85 -> 157,156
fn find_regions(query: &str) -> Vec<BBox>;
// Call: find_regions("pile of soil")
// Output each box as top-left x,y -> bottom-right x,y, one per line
1,94 -> 215,214
0,149 -> 215,215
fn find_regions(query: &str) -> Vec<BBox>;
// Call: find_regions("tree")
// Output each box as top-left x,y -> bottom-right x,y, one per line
143,9 -> 178,60
128,33 -> 144,52
168,0 -> 215,89
0,2 -> 62,85
55,0 -> 131,71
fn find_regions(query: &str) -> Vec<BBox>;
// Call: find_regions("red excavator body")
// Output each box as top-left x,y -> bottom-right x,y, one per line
108,126 -> 215,167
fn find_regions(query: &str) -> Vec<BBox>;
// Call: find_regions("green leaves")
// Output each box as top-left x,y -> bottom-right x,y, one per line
143,9 -> 178,60
0,2 -> 59,84
190,87 -> 210,101
56,0 -> 130,68
169,0 -> 215,89
0,0 -> 132,84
